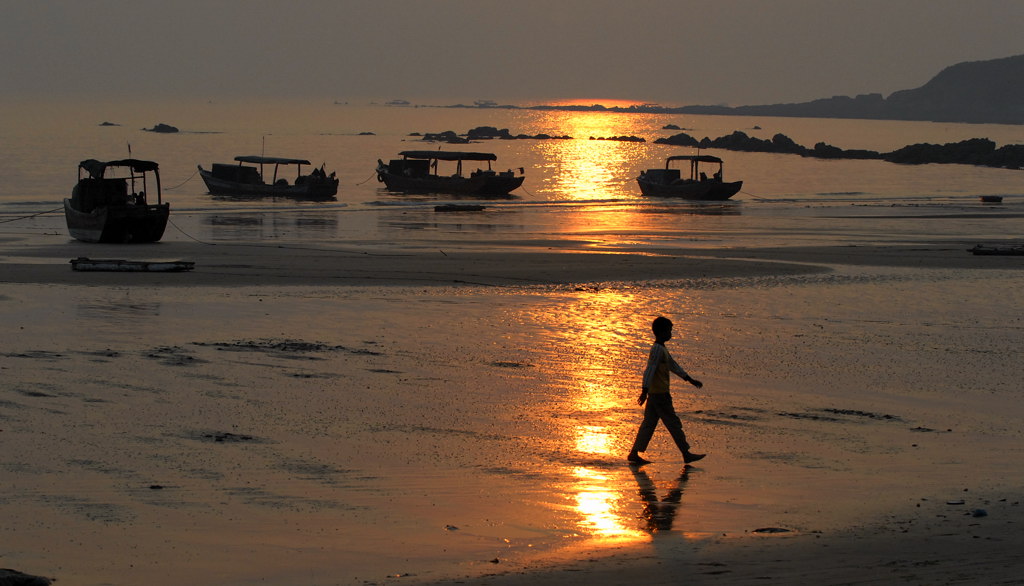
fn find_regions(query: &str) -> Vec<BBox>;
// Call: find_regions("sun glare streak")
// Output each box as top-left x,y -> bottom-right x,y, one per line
509,287 -> 709,544
525,110 -> 655,201
571,466 -> 647,542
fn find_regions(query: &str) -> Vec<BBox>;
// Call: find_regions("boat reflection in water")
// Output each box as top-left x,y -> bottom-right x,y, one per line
203,213 -> 339,241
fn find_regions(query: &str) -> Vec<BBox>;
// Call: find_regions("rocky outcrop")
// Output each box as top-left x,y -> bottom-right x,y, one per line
589,135 -> 645,142
419,128 -> 573,141
679,54 -> 1024,125
656,131 -> 1024,169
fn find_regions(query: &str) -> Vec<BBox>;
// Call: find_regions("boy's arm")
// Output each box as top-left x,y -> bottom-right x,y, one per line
667,350 -> 703,388
638,344 -> 661,404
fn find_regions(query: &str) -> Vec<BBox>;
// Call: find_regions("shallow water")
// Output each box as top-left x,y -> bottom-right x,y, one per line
2,99 -> 1024,584
2,261 -> 1022,584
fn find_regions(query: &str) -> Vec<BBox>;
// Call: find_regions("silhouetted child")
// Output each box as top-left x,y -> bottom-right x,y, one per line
627,316 -> 706,466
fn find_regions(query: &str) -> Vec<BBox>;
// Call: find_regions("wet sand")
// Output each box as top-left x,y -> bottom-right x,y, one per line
2,223 -> 1023,585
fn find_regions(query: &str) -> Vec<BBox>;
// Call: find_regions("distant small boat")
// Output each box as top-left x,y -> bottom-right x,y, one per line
969,244 -> 1024,256
979,195 -> 1004,203
64,158 -> 170,243
434,204 -> 486,212
637,155 -> 743,200
198,156 -> 339,200
70,257 -> 195,272
376,151 -> 525,196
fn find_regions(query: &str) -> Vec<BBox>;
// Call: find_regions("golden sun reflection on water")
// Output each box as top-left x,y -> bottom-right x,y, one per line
525,110 -> 656,201
511,287 -> 709,543
570,466 -> 648,543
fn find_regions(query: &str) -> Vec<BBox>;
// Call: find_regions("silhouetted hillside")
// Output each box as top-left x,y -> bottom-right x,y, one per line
680,54 -> 1024,125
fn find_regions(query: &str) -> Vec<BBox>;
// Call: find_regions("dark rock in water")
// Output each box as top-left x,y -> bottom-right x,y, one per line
358,131 -> 375,136
663,124 -> 681,130
752,527 -> 791,534
590,135 -> 645,142
654,132 -> 700,147
467,126 -> 512,140
0,569 -> 53,586
422,130 -> 465,143
144,123 -> 179,133
884,137 -> 996,165
99,121 -> 119,127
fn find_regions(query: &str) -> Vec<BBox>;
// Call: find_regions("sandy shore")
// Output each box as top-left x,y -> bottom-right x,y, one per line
2,224 -> 1023,585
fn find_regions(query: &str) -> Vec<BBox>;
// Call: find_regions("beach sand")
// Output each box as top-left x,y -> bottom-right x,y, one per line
2,219 -> 1023,585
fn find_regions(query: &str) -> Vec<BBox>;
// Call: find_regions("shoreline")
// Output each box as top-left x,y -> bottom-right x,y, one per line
3,236 -> 1021,288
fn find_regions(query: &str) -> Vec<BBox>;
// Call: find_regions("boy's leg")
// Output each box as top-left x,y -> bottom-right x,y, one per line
653,394 -> 704,462
628,402 -> 659,461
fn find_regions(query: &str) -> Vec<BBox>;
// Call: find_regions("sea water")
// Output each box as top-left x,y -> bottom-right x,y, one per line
1,97 -> 1022,249
2,98 -> 1023,584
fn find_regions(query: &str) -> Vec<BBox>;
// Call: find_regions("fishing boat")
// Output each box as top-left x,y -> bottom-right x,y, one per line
64,158 -> 170,243
637,155 -> 743,200
969,244 -> 1024,256
198,156 -> 339,199
375,151 -> 525,196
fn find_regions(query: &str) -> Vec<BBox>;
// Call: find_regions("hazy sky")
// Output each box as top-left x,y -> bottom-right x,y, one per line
3,0 -> 1023,106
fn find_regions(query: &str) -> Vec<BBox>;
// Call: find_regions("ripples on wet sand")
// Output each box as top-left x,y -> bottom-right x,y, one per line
1,251 -> 1021,584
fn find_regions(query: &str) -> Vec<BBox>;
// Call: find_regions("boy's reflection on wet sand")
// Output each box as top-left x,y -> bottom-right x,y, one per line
631,466 -> 690,532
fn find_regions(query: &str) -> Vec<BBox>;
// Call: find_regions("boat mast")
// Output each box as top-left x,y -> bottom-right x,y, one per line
128,143 -> 137,195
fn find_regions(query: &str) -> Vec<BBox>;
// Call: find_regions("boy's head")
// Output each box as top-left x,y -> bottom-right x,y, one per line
652,316 -> 673,340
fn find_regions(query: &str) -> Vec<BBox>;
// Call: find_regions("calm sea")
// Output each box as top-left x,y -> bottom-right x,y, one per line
1,97 -> 1022,248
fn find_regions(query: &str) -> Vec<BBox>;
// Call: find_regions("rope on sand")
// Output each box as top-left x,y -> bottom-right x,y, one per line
0,207 -> 63,224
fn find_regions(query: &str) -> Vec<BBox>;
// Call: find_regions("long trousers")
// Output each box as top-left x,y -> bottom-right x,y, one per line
630,392 -> 690,454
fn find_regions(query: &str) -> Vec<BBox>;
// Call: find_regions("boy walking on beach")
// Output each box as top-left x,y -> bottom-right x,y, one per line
627,316 -> 706,466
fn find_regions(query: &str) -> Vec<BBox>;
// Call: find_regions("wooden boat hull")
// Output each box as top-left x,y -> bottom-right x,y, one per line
637,177 -> 743,200
70,257 -> 194,271
379,172 -> 524,196
198,168 -> 338,200
64,199 -> 170,243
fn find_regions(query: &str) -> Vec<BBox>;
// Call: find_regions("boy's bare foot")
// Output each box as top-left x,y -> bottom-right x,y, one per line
683,452 -> 706,464
627,454 -> 652,466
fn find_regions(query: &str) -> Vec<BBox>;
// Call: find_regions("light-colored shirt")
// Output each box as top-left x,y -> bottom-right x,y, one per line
642,342 -> 689,394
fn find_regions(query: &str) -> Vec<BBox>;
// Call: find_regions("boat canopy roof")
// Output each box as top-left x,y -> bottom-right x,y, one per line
666,155 -> 724,164
235,155 -> 312,165
399,151 -> 498,162
79,158 -> 159,178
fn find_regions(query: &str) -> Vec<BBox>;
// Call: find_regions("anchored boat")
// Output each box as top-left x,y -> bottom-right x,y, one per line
64,158 -> 170,243
198,156 -> 339,200
637,155 -> 743,200
376,151 -> 524,196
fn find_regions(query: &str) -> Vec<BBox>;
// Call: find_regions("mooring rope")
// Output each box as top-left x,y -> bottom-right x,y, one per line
164,169 -> 199,191
0,207 -> 63,224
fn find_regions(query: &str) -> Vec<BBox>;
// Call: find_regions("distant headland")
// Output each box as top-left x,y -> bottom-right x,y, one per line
405,54 -> 1024,126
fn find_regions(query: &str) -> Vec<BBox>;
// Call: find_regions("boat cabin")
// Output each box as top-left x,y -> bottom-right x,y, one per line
217,155 -> 315,186
71,159 -> 161,212
208,163 -> 263,185
646,155 -> 727,184
390,151 -> 500,178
